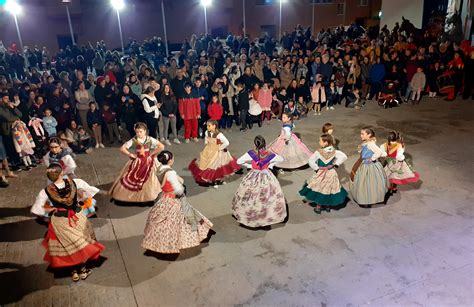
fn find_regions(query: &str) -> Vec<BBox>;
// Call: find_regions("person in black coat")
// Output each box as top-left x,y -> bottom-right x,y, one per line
118,84 -> 141,137
235,81 -> 249,132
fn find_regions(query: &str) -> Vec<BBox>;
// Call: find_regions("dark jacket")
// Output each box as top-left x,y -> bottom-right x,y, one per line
86,109 -> 102,129
160,93 -> 178,117
0,104 -> 22,136
236,89 -> 249,111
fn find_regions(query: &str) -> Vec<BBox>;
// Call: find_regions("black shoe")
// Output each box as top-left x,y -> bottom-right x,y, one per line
10,165 -> 22,172
30,163 -> 38,168
248,123 -> 253,129
0,180 -> 9,188
258,121 -> 262,127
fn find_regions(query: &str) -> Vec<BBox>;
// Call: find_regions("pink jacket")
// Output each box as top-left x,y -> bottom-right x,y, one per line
257,88 -> 272,111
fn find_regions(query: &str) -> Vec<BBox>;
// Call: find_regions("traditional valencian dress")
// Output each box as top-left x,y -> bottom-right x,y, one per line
232,150 -> 287,227
43,149 -> 77,177
41,178 -> 104,268
31,178 -> 99,219
269,123 -> 312,169
109,136 -> 161,202
350,138 -> 389,205
142,165 -> 213,254
299,146 -> 348,208
380,142 -> 420,185
188,131 -> 240,183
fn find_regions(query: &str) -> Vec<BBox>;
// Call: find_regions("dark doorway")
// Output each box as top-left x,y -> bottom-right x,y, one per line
57,34 -> 78,50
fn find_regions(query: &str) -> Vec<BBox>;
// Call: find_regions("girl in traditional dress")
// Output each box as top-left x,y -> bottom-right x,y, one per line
40,163 -> 105,282
232,135 -> 287,228
350,127 -> 389,207
269,113 -> 312,171
142,151 -> 213,254
380,130 -> 420,194
299,134 -> 348,214
43,138 -> 77,178
109,122 -> 164,203
12,120 -> 36,170
188,120 -> 240,188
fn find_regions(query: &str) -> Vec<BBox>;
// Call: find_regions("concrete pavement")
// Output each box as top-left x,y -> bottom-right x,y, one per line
1,98 -> 473,306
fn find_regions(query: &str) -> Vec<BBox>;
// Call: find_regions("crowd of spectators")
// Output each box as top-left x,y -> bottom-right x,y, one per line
0,20 -> 472,187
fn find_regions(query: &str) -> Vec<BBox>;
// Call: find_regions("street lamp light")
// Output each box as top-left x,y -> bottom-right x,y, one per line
62,0 -> 76,46
5,0 -> 24,53
200,0 -> 211,35
111,0 -> 125,54
278,0 -> 287,41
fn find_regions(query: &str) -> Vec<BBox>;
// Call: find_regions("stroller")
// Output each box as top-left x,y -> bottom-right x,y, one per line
247,97 -> 263,129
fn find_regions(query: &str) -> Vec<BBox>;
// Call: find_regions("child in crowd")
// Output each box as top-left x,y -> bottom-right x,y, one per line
350,127 -> 389,207
109,122 -> 164,203
258,82 -> 273,123
12,120 -> 36,170
142,151 -> 213,254
269,113 -> 312,171
283,100 -> 300,120
232,135 -> 287,228
326,80 -> 338,110
410,66 -> 426,103
42,108 -> 58,137
300,134 -> 348,214
247,93 -> 263,129
189,120 -> 240,188
427,62 -> 442,98
207,94 -> 224,122
102,104 -> 122,144
380,130 -> 420,194
179,82 -> 201,143
310,81 -> 326,115
43,137 -> 77,178
86,102 -> 104,148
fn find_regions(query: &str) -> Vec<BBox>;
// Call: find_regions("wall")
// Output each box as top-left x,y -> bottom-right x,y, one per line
380,0 -> 424,30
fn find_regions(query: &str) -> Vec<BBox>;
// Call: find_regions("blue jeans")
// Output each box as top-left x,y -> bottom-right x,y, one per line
219,115 -> 233,129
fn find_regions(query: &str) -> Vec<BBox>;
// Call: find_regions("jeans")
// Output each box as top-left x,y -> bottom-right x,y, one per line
239,109 -> 248,129
106,122 -> 121,142
219,115 -> 233,129
160,116 -> 178,140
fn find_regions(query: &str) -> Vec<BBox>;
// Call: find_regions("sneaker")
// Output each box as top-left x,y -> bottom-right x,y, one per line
164,140 -> 171,146
95,143 -> 100,149
213,184 -> 219,189
71,270 -> 80,282
160,138 -> 165,142
330,106 -> 335,110
278,169 -> 285,175
326,107 -> 329,110
222,181 -> 227,185
0,179 -> 9,188
184,139 -> 190,144
173,138 -> 181,144
80,267 -> 92,280
85,148 -> 93,154
192,138 -> 199,142
318,112 -> 321,116
99,143 -> 105,148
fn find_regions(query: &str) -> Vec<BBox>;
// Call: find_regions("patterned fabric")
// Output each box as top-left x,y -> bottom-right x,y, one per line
11,120 -> 35,155
120,139 -> 154,191
232,169 -> 287,227
142,182 -> 213,254
299,158 -> 348,206
351,161 -> 389,205
384,159 -> 420,185
269,128 -> 312,169
43,211 -> 104,268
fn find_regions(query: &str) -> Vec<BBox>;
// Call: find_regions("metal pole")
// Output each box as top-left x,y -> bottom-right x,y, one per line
279,1 -> 282,40
161,0 -> 169,57
242,0 -> 246,36
204,6 -> 208,35
13,14 -> 23,52
65,4 -> 76,45
116,9 -> 125,54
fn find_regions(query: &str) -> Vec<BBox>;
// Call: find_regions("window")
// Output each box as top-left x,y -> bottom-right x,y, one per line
337,3 -> 344,15
309,0 -> 333,4
358,0 -> 369,6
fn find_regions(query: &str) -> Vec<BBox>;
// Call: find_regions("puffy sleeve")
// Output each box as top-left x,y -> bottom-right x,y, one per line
269,154 -> 284,169
396,146 -> 405,161
379,143 -> 387,154
166,170 -> 185,196
367,141 -> 386,160
217,133 -> 230,150
123,138 -> 134,149
334,150 -> 348,166
73,178 -> 100,199
62,155 -> 77,174
308,151 -> 320,171
31,189 -> 49,217
142,97 -> 158,114
237,152 -> 252,169
282,127 -> 291,140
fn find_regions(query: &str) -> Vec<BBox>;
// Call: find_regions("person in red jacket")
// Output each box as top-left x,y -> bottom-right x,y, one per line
178,82 -> 201,143
207,94 -> 223,122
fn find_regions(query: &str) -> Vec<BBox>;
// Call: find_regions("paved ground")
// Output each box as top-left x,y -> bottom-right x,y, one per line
1,98 -> 473,307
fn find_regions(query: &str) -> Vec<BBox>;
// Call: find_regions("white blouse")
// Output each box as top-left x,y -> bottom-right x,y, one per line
123,136 -> 160,150
205,132 -> 229,150
160,165 -> 185,195
380,143 -> 405,161
308,146 -> 347,171
141,94 -> 160,119
366,140 -> 387,160
31,178 -> 99,217
42,152 -> 77,175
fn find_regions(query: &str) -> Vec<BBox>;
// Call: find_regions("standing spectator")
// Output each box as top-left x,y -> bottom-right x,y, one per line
42,108 -> 58,137
192,78 -> 209,138
75,81 -> 94,131
178,82 -> 201,143
159,84 -> 180,146
235,81 -> 249,132
86,102 -> 104,148
118,84 -> 141,137
368,57 -> 385,100
410,67 -> 426,103
426,62 -> 442,98
141,85 -> 160,138
101,104 -> 121,143
207,94 -> 223,122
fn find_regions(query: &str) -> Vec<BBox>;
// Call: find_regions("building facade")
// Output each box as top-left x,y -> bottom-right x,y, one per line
0,0 -> 381,52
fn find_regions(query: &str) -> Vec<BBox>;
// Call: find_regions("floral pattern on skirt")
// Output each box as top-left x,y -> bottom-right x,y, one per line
384,159 -> 420,185
269,133 -> 312,169
142,196 -> 213,254
232,169 -> 287,227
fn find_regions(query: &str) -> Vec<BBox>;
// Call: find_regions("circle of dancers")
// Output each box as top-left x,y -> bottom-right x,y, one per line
31,116 -> 420,282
